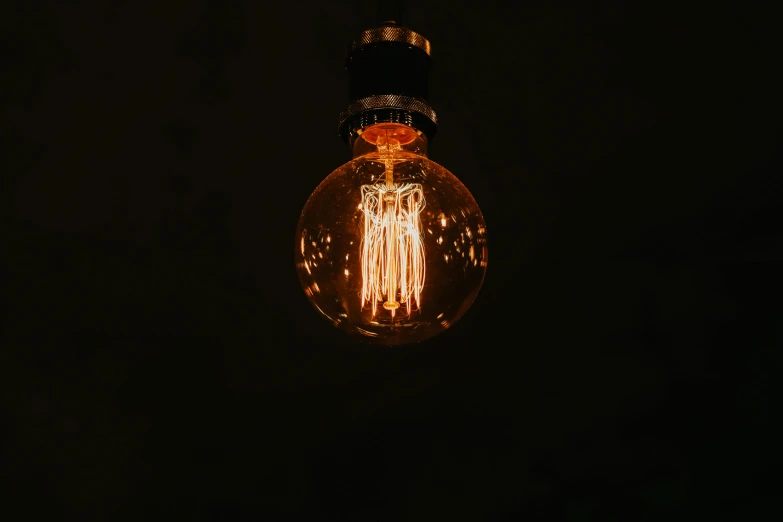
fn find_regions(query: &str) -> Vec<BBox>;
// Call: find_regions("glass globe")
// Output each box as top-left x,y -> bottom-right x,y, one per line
295,123 -> 487,345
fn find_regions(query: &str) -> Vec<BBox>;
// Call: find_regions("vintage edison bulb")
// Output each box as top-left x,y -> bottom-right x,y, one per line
295,123 -> 487,345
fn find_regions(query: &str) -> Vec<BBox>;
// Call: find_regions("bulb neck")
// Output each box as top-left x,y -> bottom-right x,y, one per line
351,123 -> 428,159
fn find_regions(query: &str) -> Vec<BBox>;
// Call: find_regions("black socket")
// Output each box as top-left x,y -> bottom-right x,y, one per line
338,25 -> 438,145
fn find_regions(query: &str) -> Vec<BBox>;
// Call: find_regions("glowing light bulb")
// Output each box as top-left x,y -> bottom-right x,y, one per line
294,22 -> 487,345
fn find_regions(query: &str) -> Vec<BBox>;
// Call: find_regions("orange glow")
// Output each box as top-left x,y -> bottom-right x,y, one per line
360,123 -> 419,146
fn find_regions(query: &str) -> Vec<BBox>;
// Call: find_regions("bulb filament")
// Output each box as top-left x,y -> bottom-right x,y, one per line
360,160 -> 426,317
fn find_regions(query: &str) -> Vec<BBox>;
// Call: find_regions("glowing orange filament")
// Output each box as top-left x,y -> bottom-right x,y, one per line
360,160 -> 426,317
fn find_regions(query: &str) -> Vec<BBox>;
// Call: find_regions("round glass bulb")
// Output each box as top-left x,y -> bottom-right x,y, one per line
295,123 -> 487,345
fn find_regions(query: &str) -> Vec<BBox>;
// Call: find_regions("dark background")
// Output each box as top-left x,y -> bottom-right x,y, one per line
1,1 -> 780,520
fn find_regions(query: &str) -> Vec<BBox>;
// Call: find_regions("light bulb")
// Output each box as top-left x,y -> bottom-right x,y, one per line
294,23 -> 488,345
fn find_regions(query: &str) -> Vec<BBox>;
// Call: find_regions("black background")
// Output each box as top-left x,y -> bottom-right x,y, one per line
2,1 -> 780,520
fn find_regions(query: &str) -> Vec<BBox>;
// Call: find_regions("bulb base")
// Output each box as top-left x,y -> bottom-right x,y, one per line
338,94 -> 437,146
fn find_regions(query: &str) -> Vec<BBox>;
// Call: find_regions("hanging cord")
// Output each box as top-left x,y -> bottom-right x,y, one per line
376,0 -> 405,25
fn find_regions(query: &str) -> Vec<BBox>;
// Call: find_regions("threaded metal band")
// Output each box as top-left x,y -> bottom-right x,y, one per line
338,94 -> 438,130
338,95 -> 438,144
350,26 -> 431,56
